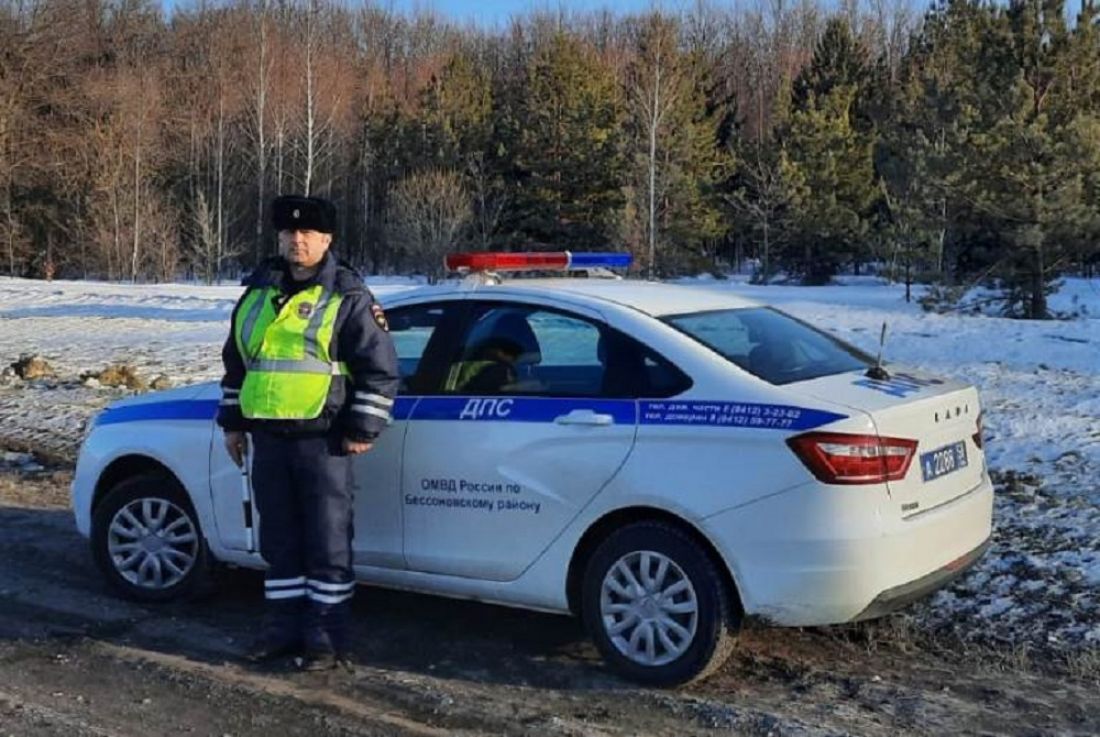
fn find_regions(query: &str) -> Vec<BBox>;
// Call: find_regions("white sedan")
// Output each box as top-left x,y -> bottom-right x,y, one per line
72,255 -> 993,685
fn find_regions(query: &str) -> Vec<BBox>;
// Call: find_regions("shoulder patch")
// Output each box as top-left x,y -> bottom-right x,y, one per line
370,303 -> 389,332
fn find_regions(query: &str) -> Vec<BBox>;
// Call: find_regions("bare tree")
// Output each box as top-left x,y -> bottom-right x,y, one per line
465,152 -> 508,250
0,119 -> 30,277
185,185 -> 244,282
78,59 -> 165,282
126,67 -> 164,282
626,14 -> 687,278
295,0 -> 355,197
725,145 -> 803,282
865,0 -> 914,79
267,0 -> 300,198
145,192 -> 180,283
387,169 -> 470,281
187,189 -> 219,283
728,0 -> 822,142
303,0 -> 319,194
249,0 -> 273,258
0,0 -> 53,277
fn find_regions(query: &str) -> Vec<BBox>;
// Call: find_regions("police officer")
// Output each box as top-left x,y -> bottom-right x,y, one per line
217,195 -> 399,671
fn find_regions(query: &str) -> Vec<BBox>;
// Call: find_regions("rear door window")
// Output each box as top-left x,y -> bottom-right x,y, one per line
664,307 -> 871,385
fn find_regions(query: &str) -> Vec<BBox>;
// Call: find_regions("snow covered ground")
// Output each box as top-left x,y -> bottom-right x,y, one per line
681,275 -> 1100,654
1,273 -> 1097,656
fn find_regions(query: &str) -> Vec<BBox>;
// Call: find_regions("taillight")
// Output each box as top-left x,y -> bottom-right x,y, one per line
787,432 -> 918,485
973,412 -> 984,449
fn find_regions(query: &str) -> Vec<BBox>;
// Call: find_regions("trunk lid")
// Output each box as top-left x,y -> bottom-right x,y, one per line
787,367 -> 985,517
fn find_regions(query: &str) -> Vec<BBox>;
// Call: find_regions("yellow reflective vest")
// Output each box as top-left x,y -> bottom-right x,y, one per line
233,284 -> 347,420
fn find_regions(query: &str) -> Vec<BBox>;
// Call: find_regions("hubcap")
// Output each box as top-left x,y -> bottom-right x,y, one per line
107,497 -> 198,590
600,550 -> 698,667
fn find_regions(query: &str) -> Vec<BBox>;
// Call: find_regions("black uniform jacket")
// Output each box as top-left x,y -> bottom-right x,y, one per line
216,252 -> 399,442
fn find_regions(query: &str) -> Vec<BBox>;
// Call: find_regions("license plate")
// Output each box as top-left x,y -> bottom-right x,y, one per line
920,441 -> 969,482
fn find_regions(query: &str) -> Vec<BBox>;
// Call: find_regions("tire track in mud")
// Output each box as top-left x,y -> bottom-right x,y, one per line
78,643 -> 467,737
0,687 -> 122,737
697,630 -> 1099,737
0,640 -> 433,737
2,473 -> 1100,737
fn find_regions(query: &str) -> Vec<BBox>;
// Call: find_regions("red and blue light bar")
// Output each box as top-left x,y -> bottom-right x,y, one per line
445,251 -> 633,273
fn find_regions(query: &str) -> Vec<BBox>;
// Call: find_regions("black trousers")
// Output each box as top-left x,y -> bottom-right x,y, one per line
251,430 -> 355,653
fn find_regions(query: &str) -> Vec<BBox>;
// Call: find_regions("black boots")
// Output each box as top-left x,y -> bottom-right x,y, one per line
245,633 -> 302,663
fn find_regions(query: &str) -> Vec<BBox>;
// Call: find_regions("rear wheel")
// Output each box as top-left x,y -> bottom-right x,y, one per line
581,521 -> 739,686
91,473 -> 210,602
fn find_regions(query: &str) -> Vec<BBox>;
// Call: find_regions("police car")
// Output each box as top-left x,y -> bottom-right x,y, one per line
71,252 -> 993,686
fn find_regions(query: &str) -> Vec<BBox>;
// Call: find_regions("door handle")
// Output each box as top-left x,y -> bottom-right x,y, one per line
554,410 -> 614,426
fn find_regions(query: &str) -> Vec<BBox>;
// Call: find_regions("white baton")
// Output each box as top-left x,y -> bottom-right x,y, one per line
240,443 -> 256,553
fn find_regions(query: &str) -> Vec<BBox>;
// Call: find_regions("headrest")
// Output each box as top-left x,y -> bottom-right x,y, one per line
488,312 -> 541,365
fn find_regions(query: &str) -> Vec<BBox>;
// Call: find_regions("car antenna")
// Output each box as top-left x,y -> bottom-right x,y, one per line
865,320 -> 891,381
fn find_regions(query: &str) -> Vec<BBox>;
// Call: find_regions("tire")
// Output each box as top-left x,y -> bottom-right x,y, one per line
91,472 -> 211,602
581,521 -> 740,687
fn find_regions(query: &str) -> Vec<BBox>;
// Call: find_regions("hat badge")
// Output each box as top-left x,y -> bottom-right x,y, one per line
292,208 -> 300,219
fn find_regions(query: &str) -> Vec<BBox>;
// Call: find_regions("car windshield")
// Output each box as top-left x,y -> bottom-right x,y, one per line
663,307 -> 872,385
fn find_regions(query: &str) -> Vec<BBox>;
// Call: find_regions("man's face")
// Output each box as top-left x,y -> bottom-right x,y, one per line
278,228 -> 332,269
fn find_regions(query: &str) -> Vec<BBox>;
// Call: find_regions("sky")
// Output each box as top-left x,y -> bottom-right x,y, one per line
386,0 -> 670,26
163,0 -> 681,27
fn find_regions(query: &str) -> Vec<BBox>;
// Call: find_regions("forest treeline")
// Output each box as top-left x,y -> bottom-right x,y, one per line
1,0 -> 1098,317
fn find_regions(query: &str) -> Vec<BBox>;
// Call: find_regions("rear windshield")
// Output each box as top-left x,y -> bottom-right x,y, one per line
663,307 -> 872,385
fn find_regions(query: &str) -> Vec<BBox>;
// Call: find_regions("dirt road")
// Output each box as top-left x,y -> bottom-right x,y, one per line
1,466 -> 1096,737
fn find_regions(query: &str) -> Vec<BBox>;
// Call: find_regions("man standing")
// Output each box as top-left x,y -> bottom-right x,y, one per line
217,195 -> 399,671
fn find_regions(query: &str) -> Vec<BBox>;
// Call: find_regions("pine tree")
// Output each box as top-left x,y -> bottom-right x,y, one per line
415,51 -> 503,249
792,17 -> 872,128
500,33 -> 627,248
1056,1 -> 1100,276
963,0 -> 1096,317
882,0 -> 1004,288
782,18 -> 877,284
872,28 -> 952,292
416,52 -> 493,172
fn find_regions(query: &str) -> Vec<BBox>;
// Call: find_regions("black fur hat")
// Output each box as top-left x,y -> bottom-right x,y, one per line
271,195 -> 337,234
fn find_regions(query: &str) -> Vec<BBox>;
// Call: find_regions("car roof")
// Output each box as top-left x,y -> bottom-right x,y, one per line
383,278 -> 763,317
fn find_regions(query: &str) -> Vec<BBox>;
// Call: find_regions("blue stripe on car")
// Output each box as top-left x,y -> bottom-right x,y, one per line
640,401 -> 846,431
409,397 -> 638,423
97,399 -> 222,426
94,396 -> 845,432
391,396 -> 416,420
96,397 -> 417,425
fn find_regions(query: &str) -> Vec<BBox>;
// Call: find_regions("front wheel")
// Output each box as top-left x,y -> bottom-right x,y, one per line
581,521 -> 740,686
91,473 -> 210,602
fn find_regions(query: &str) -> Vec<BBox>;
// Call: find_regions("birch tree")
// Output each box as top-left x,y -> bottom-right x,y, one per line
627,15 -> 685,277
626,14 -> 728,275
248,0 -> 273,258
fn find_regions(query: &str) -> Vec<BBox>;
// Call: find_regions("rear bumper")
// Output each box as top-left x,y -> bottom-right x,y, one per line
852,535 -> 990,621
702,471 -> 994,626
